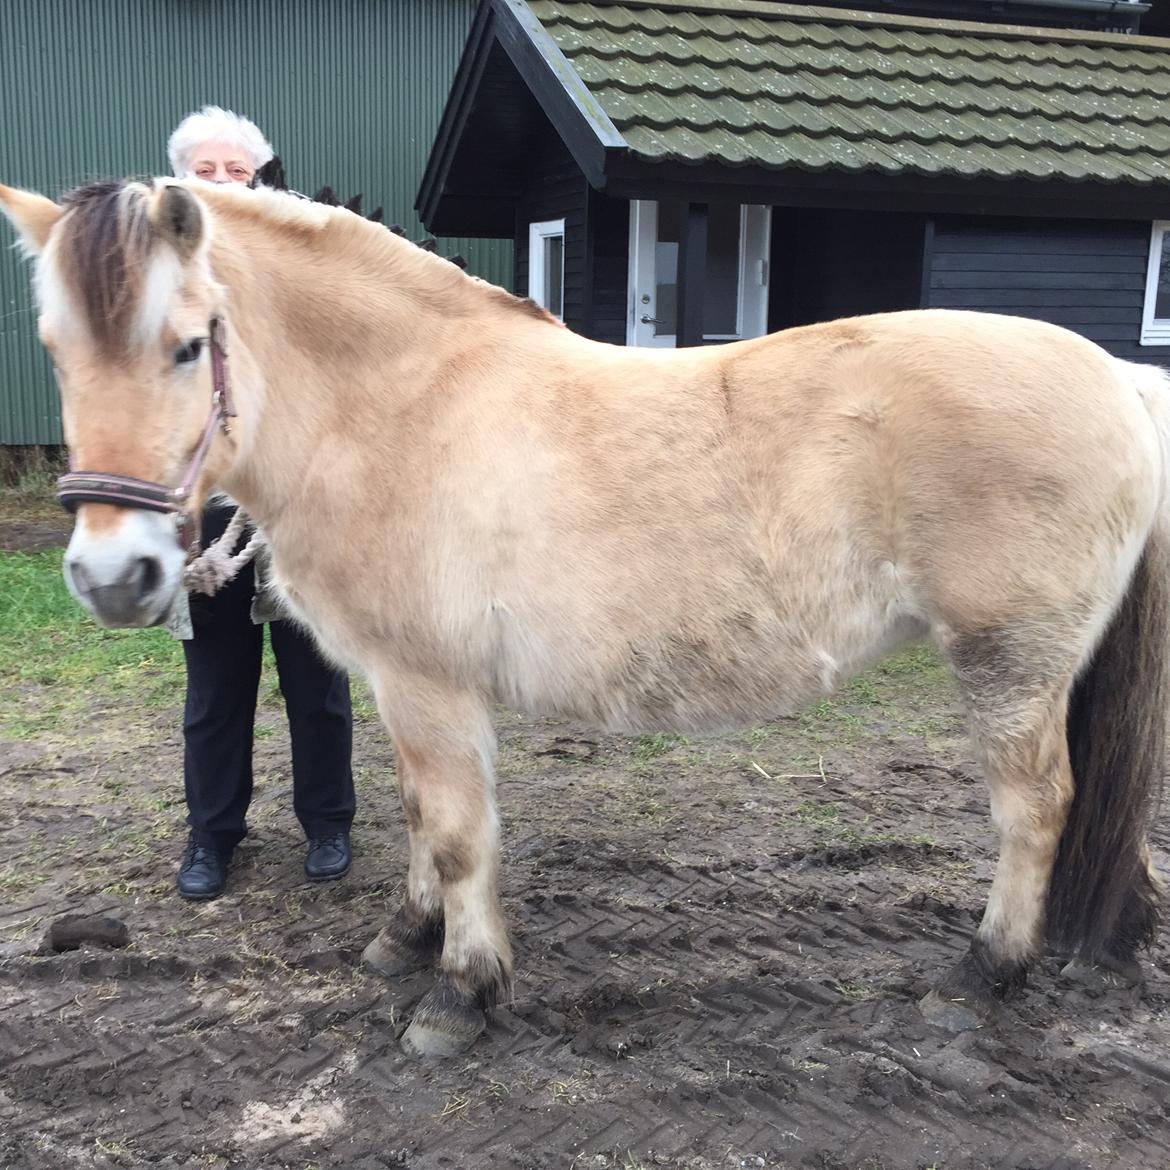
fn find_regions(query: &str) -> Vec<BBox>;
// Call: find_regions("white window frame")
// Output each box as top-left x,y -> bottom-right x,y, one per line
1141,221 -> 1170,346
626,200 -> 770,348
528,217 -> 566,321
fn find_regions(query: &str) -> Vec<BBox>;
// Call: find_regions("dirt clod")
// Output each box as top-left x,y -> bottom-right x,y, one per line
42,913 -> 131,952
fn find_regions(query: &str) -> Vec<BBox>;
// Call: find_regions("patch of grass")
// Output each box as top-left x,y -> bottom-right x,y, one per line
0,862 -> 42,899
835,979 -> 880,1001
792,799 -> 840,824
877,642 -> 946,678
832,823 -> 937,850
632,731 -> 687,761
351,680 -> 380,724
845,674 -> 882,705
740,644 -> 965,761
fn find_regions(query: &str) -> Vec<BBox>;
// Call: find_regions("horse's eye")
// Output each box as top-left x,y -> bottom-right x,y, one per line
175,339 -> 204,366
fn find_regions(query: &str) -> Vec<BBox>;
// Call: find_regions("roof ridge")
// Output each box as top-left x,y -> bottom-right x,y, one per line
548,0 -> 1170,49
542,6 -> 1170,77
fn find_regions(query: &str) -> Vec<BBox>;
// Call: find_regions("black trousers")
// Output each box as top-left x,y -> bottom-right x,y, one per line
182,507 -> 355,856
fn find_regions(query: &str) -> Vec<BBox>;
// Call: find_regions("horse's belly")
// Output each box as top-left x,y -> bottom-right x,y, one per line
485,569 -> 920,733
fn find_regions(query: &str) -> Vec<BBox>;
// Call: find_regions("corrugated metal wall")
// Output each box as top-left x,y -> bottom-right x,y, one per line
0,0 -> 507,444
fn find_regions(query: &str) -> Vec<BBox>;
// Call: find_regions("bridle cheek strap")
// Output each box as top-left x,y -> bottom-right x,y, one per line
56,315 -> 238,556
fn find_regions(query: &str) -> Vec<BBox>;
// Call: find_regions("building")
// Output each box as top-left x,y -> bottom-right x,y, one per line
418,0 -> 1170,362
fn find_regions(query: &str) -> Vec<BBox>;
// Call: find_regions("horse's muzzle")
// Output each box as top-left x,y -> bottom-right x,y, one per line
63,510 -> 186,628
66,557 -> 169,627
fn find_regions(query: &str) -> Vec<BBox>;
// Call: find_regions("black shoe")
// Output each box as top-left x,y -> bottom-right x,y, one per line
177,837 -> 228,900
305,832 -> 352,881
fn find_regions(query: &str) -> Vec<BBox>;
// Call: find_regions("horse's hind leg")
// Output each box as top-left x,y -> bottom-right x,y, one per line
369,673 -> 512,1057
922,630 -> 1076,1031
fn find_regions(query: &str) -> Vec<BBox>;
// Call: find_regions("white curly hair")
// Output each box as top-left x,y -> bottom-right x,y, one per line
167,105 -> 275,178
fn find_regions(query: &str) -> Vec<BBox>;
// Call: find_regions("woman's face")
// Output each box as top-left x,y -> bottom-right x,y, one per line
187,140 -> 255,184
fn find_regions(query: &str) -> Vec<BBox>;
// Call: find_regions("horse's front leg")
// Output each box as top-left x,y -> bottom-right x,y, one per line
368,673 -> 512,1056
361,736 -> 446,979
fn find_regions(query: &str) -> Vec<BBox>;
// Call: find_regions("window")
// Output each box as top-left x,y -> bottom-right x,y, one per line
1141,222 -> 1170,346
528,218 -> 565,320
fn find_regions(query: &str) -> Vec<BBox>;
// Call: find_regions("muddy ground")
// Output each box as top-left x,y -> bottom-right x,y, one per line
2,522 -> 1169,1170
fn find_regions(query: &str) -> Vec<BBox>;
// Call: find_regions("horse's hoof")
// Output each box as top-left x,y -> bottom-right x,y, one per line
362,926 -> 432,979
1060,956 -> 1143,989
401,994 -> 485,1058
919,989 -> 987,1033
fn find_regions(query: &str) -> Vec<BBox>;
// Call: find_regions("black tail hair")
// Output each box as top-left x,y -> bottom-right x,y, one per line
1049,544 -> 1169,962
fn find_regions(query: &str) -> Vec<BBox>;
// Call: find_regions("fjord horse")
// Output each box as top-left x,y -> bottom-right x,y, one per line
2,178 -> 1167,1055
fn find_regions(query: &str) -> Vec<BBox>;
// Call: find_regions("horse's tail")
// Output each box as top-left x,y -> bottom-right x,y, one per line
1046,361 -> 1170,967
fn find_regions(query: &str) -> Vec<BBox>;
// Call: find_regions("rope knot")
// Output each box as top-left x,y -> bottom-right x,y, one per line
181,507 -> 265,595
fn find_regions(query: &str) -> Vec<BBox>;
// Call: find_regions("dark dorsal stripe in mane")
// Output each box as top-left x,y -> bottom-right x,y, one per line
57,179 -> 154,357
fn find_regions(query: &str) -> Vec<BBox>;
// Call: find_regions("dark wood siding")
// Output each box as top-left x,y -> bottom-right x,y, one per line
514,133 -> 589,332
586,189 -> 629,345
926,216 -> 1170,365
769,208 -> 927,333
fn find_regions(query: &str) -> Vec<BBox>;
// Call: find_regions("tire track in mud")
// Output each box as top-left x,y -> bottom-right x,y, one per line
484,839 -> 1167,1169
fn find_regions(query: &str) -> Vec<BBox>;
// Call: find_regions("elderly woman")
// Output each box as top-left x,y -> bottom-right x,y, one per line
166,106 -> 355,900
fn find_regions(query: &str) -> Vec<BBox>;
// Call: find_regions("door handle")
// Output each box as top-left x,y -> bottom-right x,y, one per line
640,314 -> 665,325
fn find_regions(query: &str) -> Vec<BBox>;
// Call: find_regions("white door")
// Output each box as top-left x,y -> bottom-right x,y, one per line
627,200 -> 771,348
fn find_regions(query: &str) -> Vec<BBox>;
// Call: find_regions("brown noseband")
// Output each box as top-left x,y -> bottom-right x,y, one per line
56,315 -> 237,555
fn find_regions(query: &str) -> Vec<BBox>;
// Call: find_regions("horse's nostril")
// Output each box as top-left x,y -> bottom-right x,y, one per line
133,556 -> 163,599
67,559 -> 93,597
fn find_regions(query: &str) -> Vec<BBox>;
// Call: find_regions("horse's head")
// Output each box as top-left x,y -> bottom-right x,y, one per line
0,179 -> 231,627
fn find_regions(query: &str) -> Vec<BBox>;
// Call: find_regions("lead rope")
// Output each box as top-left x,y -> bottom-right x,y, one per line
181,506 -> 266,596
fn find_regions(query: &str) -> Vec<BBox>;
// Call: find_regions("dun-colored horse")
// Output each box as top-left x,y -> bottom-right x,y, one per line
2,178 -> 1167,1056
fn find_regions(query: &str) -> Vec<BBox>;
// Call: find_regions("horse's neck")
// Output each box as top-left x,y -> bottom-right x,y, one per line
209,213 -> 497,533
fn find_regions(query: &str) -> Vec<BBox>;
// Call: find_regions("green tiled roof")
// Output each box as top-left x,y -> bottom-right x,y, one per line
523,0 -> 1170,185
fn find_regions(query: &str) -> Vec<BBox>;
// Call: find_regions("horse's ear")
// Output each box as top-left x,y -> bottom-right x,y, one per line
149,183 -> 203,258
0,184 -> 62,256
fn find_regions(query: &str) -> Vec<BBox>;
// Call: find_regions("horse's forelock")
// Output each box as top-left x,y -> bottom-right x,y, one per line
53,180 -> 159,356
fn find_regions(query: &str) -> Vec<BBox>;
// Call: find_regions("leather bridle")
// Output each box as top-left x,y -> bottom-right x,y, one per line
56,315 -> 237,555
